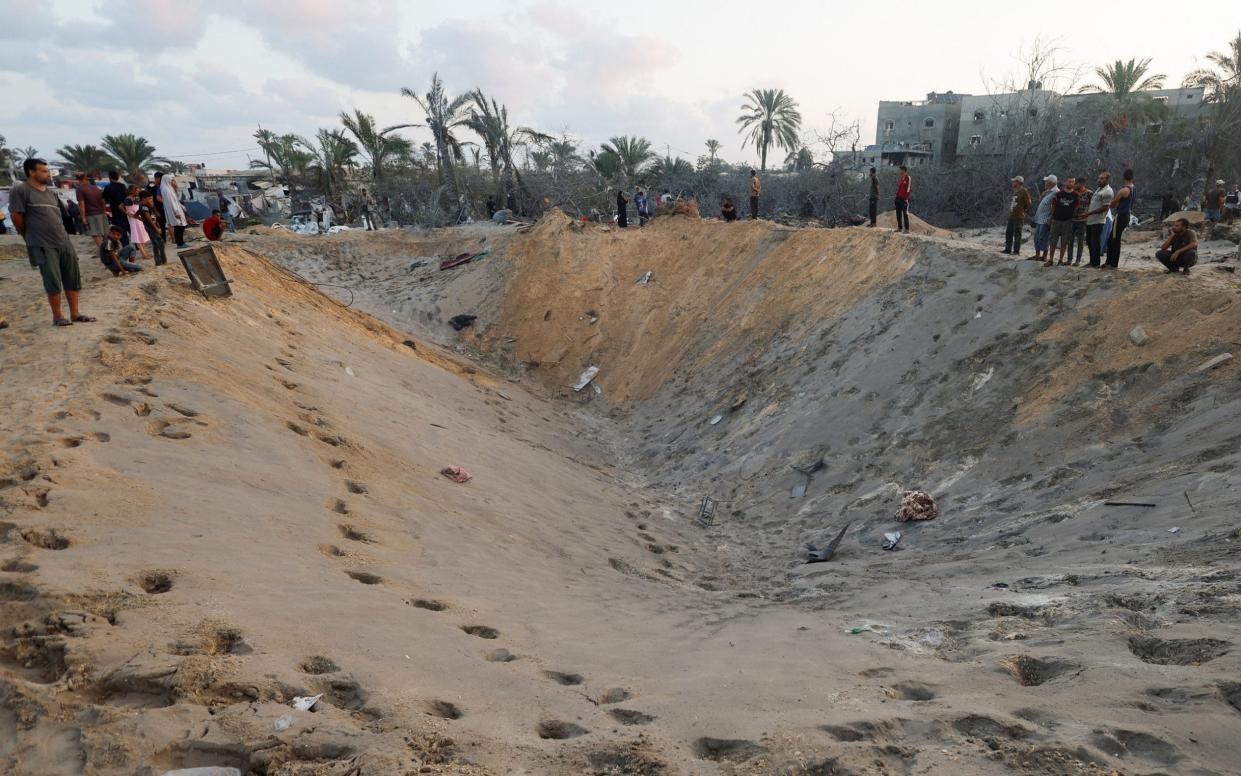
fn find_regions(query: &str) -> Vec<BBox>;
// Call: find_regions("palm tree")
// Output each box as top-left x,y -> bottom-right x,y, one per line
101,134 -> 168,183
784,146 -> 814,171
1078,58 -> 1169,131
299,129 -> 357,202
1079,58 -> 1166,98
599,136 -> 655,182
56,144 -> 117,176
549,138 -> 580,172
251,132 -> 303,184
464,91 -> 553,207
339,109 -> 411,181
704,139 -> 722,165
587,148 -> 622,181
15,146 -> 39,162
650,155 -> 693,187
736,89 -> 802,171
1183,32 -> 1241,101
394,73 -> 473,208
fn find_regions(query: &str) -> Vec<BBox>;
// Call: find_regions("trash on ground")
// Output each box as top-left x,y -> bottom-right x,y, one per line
1129,326 -> 1149,346
273,714 -> 295,731
291,694 -> 322,711
709,414 -> 723,425
408,260 -> 426,272
440,466 -> 473,484
1168,526 -> 1181,534
573,365 -> 600,392
1195,352 -> 1234,372
804,522 -> 851,563
344,366 -> 355,377
882,531 -> 902,551
790,483 -> 807,499
448,314 -> 477,331
1103,500 -> 1157,508
439,249 -> 489,271
403,340 -> 417,350
895,490 -> 938,522
636,271 -> 653,284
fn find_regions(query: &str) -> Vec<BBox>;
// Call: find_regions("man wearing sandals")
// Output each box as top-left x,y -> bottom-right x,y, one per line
9,158 -> 95,327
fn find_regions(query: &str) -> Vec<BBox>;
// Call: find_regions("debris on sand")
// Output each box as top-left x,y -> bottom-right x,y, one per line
448,314 -> 477,331
573,365 -> 600,392
1129,326 -> 1150,346
441,466 -> 473,484
882,531 -> 902,550
805,522 -> 850,563
636,271 -> 654,285
1194,352 -> 1233,372
895,490 -> 938,522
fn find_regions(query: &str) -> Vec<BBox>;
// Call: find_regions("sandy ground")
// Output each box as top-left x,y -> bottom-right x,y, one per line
1,214 -> 1240,776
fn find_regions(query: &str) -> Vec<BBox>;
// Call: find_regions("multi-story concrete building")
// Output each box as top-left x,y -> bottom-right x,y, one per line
840,84 -> 1207,167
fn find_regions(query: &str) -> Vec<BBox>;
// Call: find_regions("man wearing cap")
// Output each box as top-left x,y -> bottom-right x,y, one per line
1031,174 -> 1058,261
1203,180 -> 1225,222
1002,176 -> 1031,255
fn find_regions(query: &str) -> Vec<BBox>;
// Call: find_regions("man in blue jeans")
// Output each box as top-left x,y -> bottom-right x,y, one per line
1031,174 -> 1057,261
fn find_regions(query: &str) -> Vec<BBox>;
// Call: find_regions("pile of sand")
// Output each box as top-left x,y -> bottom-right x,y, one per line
875,209 -> 954,237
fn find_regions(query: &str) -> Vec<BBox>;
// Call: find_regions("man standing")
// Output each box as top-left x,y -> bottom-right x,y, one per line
11,159 -> 94,327
1105,169 -> 1136,269
867,167 -> 879,227
616,189 -> 629,228
138,192 -> 166,266
360,187 -> 375,231
75,172 -> 109,248
635,188 -> 650,226
1224,184 -> 1239,224
1203,180 -> 1225,223
1083,172 -> 1113,268
149,171 -> 167,241
1032,175 -> 1057,261
1156,218 -> 1198,274
1002,175 -> 1030,254
1047,179 -> 1078,267
102,170 -> 129,242
749,170 -> 761,220
894,165 -> 911,232
1070,176 -> 1093,265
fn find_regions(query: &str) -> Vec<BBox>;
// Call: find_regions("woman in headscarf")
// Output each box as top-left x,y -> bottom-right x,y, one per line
160,174 -> 189,249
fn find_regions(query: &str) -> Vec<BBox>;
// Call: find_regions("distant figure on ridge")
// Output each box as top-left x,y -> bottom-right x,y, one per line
894,165 -> 911,232
1157,218 -> 1198,275
1002,175 -> 1030,255
749,170 -> 761,220
868,167 -> 879,228
1031,174 -> 1057,262
1083,172 -> 1113,267
721,196 -> 737,222
1104,169 -> 1136,269
616,189 -> 629,228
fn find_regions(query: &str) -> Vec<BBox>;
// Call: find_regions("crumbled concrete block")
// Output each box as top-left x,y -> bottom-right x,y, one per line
1194,353 -> 1233,372
1128,326 -> 1149,346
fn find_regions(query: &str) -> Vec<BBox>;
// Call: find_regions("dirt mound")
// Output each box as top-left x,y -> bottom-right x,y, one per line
875,209 -> 954,237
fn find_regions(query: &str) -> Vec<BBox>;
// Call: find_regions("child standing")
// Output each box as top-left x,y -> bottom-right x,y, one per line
125,190 -> 152,263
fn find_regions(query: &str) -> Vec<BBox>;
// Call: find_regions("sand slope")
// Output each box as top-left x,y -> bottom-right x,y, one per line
2,222 -> 1240,775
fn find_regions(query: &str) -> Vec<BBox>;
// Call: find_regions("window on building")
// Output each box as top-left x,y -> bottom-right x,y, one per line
999,109 -> 1009,119
1022,132 -> 1034,141
1153,96 -> 1168,104
924,117 -> 935,128
1028,108 -> 1038,118
973,110 -> 985,122
969,135 -> 982,147
1187,93 -> 1195,99
1146,122 -> 1163,135
884,121 -> 894,135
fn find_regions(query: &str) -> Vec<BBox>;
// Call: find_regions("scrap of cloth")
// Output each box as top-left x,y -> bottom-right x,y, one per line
440,466 -> 473,484
895,490 -> 938,522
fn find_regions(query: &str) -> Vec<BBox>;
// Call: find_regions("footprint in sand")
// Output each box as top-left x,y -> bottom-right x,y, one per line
298,655 -> 339,674
146,419 -> 192,440
422,699 -> 463,719
345,481 -> 368,494
537,720 -> 588,740
460,625 -> 499,639
328,498 -> 349,515
345,570 -> 382,585
408,598 -> 448,612
21,528 -> 70,550
134,570 -> 175,594
338,524 -> 374,543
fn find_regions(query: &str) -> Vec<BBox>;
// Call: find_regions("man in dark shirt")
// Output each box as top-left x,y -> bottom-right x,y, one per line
867,167 -> 879,227
1203,181 -> 1225,222
1048,180 -> 1079,266
10,158 -> 94,326
1156,218 -> 1198,274
76,172 -> 108,248
103,170 -> 130,243
1070,177 -> 1093,265
138,193 -> 167,265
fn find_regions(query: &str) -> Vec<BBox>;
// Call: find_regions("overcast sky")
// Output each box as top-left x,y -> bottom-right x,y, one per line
0,1 -> 1227,171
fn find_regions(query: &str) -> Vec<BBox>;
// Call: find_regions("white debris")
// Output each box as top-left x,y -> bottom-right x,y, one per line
709,414 -> 723,425
971,367 -> 994,392
573,365 -> 600,392
1195,353 -> 1233,372
291,694 -> 322,711
636,271 -> 654,285
344,366 -> 355,377
273,714 -> 295,731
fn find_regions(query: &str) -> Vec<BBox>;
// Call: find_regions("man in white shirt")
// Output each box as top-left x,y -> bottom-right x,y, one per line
1082,171 -> 1114,268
